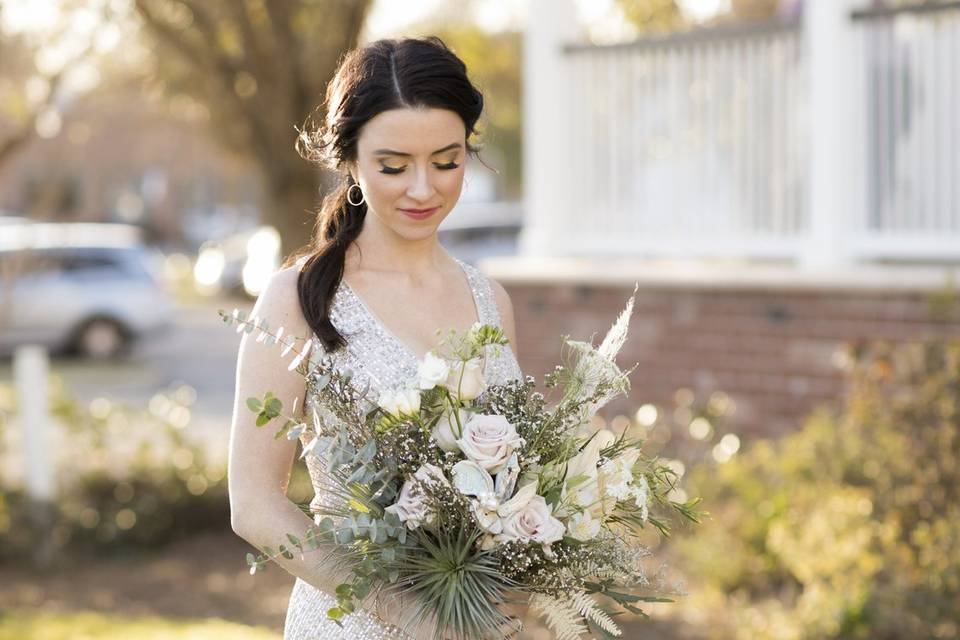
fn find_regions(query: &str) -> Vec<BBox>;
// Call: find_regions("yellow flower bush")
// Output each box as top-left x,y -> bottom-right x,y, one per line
674,340 -> 960,639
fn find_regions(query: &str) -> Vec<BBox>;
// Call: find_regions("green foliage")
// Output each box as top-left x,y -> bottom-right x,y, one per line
675,340 -> 960,639
616,0 -> 686,33
395,527 -> 515,640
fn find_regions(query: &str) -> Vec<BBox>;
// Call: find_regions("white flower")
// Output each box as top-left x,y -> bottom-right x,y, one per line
431,408 -> 467,452
567,510 -> 602,541
457,414 -> 524,474
377,388 -> 421,418
633,475 -> 650,522
468,321 -> 484,339
560,430 -> 616,519
385,463 -> 448,530
417,352 -> 450,390
471,493 -> 504,535
451,460 -> 495,497
452,457 -> 522,538
599,448 -> 640,501
443,357 -> 487,401
451,460 -> 502,534
495,482 -> 566,550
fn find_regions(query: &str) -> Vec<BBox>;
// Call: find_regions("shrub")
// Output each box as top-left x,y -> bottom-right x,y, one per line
674,340 -> 960,640
0,376 -> 312,562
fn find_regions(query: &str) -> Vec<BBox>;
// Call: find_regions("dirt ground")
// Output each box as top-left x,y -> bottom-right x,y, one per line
0,531 -> 704,639
0,531 -> 294,632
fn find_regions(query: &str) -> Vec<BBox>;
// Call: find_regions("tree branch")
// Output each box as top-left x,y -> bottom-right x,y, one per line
133,0 -> 275,162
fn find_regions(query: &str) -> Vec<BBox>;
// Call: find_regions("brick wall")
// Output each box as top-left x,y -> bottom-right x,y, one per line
490,264 -> 960,440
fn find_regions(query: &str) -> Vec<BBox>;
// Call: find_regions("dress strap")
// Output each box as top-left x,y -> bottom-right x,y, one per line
456,258 -> 502,329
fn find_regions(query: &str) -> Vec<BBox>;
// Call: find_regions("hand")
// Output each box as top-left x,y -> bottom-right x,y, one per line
493,590 -> 527,639
371,590 -> 441,640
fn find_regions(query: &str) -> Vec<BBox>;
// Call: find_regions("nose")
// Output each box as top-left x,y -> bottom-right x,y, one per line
405,165 -> 436,203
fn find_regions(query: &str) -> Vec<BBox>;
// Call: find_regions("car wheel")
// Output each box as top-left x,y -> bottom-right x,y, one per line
75,318 -> 129,360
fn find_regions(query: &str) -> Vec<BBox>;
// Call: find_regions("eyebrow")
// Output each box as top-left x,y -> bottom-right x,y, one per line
373,143 -> 462,157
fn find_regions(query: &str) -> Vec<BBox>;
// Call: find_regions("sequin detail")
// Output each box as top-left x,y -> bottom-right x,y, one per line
284,578 -> 413,640
284,258 -> 523,639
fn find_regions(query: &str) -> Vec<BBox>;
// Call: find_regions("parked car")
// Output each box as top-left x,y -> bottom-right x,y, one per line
0,223 -> 173,359
193,225 -> 280,298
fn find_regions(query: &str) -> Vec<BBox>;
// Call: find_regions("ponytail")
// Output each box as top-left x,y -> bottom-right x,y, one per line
288,176 -> 367,352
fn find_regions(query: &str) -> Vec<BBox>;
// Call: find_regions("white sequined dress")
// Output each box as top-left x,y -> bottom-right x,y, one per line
283,257 -> 524,640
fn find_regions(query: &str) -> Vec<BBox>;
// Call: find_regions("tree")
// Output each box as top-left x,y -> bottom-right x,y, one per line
0,3 -> 100,171
132,0 -> 373,254
616,0 -> 686,33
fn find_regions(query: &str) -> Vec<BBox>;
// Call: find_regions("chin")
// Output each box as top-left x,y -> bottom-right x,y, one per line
396,223 -> 441,241
395,211 -> 450,235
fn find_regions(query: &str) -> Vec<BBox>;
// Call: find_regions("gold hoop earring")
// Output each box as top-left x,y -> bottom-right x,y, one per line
347,183 -> 365,206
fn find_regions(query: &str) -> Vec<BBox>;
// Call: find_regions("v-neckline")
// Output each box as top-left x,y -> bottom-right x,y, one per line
338,258 -> 487,373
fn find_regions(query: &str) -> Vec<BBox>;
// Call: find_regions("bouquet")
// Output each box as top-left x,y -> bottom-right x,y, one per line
221,285 -> 703,639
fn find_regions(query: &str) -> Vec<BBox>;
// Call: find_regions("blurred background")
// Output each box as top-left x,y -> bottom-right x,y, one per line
1,0 -> 959,638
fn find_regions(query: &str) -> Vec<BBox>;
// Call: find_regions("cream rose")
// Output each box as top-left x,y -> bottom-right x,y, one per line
443,357 -> 487,401
431,408 -> 468,452
457,414 -> 524,474
385,463 -> 448,530
377,388 -> 421,418
417,352 -> 450,390
494,482 -> 566,548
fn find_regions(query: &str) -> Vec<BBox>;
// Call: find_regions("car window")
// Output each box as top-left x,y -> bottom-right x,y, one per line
61,253 -> 122,273
0,247 -> 157,284
0,250 -> 64,278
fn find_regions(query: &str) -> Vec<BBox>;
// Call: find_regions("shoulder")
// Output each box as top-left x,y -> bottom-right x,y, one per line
252,264 -> 310,337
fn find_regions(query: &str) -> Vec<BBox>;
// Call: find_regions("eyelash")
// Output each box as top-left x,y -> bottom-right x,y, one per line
379,162 -> 460,175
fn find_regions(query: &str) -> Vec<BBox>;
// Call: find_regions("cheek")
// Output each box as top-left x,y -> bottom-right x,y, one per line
363,172 -> 406,203
438,166 -> 466,195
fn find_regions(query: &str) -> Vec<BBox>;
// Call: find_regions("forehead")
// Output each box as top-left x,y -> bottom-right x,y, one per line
357,107 -> 466,154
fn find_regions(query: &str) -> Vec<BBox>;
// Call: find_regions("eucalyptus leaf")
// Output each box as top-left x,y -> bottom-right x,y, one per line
358,440 -> 377,463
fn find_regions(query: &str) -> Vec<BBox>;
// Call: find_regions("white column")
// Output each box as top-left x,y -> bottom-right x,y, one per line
800,0 -> 862,268
14,345 -> 57,567
15,345 -> 55,502
519,0 -> 580,256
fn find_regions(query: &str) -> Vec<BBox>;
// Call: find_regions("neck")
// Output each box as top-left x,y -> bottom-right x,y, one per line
347,214 -> 447,281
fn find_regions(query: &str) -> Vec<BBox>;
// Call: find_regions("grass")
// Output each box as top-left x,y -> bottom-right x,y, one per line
0,609 -> 281,640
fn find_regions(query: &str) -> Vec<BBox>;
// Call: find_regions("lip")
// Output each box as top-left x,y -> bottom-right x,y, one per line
398,206 -> 440,220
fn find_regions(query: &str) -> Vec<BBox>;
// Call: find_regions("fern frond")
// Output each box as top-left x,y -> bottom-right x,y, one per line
530,593 -> 588,640
569,590 -> 621,637
597,282 -> 638,361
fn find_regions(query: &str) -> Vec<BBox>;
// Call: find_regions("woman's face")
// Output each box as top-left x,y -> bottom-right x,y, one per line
350,107 -> 467,241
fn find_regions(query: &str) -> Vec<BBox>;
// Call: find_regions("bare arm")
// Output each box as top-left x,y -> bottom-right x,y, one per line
227,266 -> 435,638
227,265 -> 347,593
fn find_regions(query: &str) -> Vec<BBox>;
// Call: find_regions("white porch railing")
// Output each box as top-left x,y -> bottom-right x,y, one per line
564,22 -> 806,259
523,0 -> 960,264
851,3 -> 960,261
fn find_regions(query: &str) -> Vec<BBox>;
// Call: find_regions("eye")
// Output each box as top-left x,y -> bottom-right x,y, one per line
378,161 -> 460,174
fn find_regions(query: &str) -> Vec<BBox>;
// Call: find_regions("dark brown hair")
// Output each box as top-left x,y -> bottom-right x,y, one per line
286,36 -> 484,352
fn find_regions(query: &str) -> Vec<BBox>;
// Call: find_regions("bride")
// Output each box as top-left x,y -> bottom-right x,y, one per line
227,36 -> 524,639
